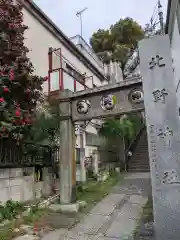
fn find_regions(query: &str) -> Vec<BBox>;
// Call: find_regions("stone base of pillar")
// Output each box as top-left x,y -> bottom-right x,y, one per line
49,201 -> 87,213
50,202 -> 79,213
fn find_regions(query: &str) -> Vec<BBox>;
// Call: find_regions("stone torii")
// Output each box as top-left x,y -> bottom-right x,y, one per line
58,35 -> 180,240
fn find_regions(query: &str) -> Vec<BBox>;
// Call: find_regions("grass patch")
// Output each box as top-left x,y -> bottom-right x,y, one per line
0,219 -> 26,240
77,172 -> 123,212
0,207 -> 49,240
23,208 -> 47,225
132,197 -> 153,239
0,221 -> 16,240
141,197 -> 153,223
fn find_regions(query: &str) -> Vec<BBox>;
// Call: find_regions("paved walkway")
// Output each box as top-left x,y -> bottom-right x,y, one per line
41,172 -> 151,240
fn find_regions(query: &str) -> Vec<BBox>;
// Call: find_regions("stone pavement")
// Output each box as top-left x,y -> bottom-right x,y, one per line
41,172 -> 151,240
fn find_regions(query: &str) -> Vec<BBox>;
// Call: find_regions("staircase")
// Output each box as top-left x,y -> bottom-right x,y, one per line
128,129 -> 150,172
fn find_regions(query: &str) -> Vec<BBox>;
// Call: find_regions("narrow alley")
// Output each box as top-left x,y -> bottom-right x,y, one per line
40,172 -> 150,240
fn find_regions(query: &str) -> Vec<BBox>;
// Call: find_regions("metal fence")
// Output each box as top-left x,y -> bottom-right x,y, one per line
0,138 -> 59,168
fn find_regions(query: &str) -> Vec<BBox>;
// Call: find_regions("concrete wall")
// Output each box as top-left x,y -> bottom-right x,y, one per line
0,167 -> 57,204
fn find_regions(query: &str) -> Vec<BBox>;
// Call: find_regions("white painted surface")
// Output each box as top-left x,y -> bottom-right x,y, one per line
0,168 -> 56,203
22,8 -> 107,94
22,5 -> 108,166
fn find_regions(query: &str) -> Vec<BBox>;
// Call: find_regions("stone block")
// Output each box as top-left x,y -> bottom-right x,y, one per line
125,172 -> 150,180
9,186 -> 22,201
35,182 -> 43,199
101,194 -> 125,206
78,201 -> 87,208
23,177 -> 34,201
9,178 -> 22,186
128,195 -> 147,207
23,167 -> 34,176
10,168 -> 22,178
114,203 -> 141,220
90,202 -> 116,216
73,214 -> 110,234
49,202 -> 79,213
0,188 -> 9,204
128,195 -> 143,204
106,217 -> 136,239
0,179 -> 9,188
0,169 -> 10,179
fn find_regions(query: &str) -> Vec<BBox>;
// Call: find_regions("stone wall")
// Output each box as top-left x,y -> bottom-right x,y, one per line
0,167 -> 58,204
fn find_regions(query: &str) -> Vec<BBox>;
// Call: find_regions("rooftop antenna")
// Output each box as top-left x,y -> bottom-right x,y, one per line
76,7 -> 88,38
158,0 -> 164,34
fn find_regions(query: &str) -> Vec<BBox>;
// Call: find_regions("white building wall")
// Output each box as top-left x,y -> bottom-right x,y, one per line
22,8 -> 107,94
21,6 -> 107,177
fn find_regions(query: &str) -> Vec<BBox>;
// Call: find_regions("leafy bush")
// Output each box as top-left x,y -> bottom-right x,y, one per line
0,200 -> 23,221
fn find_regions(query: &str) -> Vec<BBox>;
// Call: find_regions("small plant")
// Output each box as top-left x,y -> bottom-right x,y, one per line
0,200 -> 23,221
30,205 -> 39,214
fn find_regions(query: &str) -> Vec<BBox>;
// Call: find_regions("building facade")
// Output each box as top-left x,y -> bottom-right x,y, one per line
21,0 -> 125,182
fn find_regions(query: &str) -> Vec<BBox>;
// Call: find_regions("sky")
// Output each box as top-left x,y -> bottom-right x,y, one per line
34,0 -> 168,44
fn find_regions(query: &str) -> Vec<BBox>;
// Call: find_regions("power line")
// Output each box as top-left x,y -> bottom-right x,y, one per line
158,0 -> 164,34
124,0 -> 165,77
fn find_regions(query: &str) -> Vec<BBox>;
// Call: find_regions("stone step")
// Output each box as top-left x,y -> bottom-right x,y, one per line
133,152 -> 148,154
129,162 -> 149,165
128,166 -> 150,169
129,166 -> 150,169
130,160 -> 149,163
128,169 -> 150,172
132,157 -> 149,160
128,163 -> 150,167
129,159 -> 149,162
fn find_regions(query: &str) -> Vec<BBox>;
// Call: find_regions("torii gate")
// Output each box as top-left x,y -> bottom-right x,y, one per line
58,35 -> 180,240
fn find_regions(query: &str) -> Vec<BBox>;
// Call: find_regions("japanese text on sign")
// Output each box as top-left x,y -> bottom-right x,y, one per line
152,89 -> 168,104
149,124 -> 157,164
157,126 -> 173,146
149,55 -> 165,69
162,169 -> 180,185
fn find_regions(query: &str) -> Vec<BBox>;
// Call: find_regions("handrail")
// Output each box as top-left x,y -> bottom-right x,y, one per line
126,124 -> 145,155
125,124 -> 146,171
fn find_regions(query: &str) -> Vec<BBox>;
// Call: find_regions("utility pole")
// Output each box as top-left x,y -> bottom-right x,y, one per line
158,0 -> 164,34
76,7 -> 88,38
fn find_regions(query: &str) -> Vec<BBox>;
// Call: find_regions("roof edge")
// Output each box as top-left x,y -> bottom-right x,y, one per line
20,0 -> 105,81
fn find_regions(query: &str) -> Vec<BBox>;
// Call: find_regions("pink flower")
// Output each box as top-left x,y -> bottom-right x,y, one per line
15,109 -> 21,117
4,87 -> 9,92
44,76 -> 49,81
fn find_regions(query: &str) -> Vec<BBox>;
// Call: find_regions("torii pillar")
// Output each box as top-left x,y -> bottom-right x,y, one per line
59,90 -> 76,204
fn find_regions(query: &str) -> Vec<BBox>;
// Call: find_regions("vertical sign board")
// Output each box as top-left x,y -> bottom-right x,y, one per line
139,35 -> 180,240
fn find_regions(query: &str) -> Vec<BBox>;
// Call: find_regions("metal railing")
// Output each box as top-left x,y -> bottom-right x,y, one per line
0,138 -> 59,168
125,125 -> 146,170
70,35 -> 104,69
